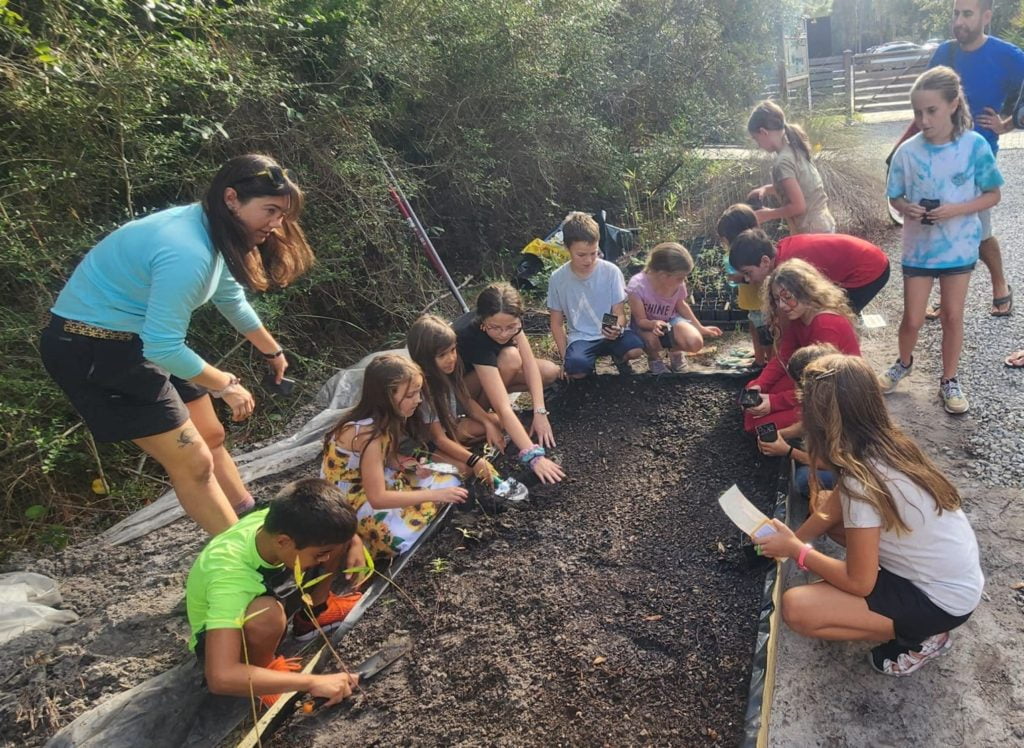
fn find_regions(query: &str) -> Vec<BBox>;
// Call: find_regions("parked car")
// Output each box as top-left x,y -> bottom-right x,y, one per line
867,41 -> 922,55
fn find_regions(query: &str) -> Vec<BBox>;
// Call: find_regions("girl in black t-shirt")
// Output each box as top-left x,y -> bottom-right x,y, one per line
453,283 -> 564,484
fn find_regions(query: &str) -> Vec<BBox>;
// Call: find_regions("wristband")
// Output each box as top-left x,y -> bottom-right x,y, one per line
466,454 -> 480,468
262,349 -> 284,359
518,445 -> 545,464
786,445 -> 794,460
210,375 -> 241,399
796,543 -> 813,571
529,455 -> 545,470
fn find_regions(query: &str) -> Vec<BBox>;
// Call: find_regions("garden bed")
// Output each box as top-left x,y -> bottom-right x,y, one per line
276,374 -> 779,746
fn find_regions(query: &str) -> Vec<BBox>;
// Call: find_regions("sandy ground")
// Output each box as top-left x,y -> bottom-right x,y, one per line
768,118 -> 1024,747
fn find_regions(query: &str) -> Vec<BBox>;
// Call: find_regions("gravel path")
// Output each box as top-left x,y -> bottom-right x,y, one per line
769,118 -> 1024,747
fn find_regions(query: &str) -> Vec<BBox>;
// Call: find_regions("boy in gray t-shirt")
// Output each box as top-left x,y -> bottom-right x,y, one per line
547,212 -> 643,378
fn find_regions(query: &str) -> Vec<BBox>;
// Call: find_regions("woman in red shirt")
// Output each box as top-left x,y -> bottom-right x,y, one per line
743,259 -> 860,433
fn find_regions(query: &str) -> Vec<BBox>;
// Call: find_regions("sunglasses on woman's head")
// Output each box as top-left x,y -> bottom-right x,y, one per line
238,166 -> 295,189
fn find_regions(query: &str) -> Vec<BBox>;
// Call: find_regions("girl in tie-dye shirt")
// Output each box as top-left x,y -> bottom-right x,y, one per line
881,66 -> 1003,415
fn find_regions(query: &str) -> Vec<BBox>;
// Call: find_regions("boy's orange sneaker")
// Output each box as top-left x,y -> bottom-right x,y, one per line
291,592 -> 362,643
259,655 -> 302,707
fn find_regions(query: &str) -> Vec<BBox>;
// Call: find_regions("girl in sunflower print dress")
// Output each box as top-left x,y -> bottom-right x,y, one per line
321,354 -> 467,558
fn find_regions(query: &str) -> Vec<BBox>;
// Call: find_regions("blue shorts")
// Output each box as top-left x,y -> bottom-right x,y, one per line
659,315 -> 692,349
564,332 -> 644,375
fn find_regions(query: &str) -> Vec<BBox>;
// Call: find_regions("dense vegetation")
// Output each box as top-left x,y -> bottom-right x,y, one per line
0,0 -> 796,551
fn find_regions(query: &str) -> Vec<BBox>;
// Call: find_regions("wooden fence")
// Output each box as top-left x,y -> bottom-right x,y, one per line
803,49 -> 930,115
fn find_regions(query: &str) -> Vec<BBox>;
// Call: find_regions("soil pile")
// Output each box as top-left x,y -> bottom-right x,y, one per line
279,375 -> 778,746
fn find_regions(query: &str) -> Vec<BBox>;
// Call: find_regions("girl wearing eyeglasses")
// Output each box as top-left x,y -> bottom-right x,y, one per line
453,283 -> 564,484
743,259 -> 860,435
40,154 -> 312,535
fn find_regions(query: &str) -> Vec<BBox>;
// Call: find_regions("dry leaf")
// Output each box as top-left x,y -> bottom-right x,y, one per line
643,614 -> 663,622
1011,581 -> 1024,590
716,541 -> 726,553
592,656 -> 606,665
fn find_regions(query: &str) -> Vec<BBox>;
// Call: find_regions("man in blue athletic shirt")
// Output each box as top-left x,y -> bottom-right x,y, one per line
926,0 -> 1024,319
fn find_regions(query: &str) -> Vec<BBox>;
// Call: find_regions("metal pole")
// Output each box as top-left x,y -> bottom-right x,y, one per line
374,145 -> 469,313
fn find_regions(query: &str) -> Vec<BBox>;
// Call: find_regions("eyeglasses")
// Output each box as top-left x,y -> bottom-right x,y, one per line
483,323 -> 523,336
773,288 -> 800,309
237,166 -> 295,189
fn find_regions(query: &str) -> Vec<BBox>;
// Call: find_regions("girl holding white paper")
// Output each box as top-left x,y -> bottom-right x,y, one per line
756,354 -> 983,677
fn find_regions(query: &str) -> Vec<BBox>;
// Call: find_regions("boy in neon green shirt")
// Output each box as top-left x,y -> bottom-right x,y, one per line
186,478 -> 365,706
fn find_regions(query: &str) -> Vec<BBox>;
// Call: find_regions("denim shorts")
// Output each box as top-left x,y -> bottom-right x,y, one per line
659,315 -> 692,349
564,331 -> 644,375
902,263 -> 976,278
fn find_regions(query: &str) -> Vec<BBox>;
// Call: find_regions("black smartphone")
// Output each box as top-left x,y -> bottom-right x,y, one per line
756,422 -> 778,443
739,389 -> 762,408
659,326 -> 675,349
919,198 -> 940,225
262,372 -> 296,396
601,313 -> 618,329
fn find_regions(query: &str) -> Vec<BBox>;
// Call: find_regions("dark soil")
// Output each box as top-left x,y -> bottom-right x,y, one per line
277,375 -> 779,747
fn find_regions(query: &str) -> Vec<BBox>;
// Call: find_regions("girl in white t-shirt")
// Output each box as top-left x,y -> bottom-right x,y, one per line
757,353 -> 983,677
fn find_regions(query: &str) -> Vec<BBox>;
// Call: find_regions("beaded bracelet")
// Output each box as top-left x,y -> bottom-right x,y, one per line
262,349 -> 285,359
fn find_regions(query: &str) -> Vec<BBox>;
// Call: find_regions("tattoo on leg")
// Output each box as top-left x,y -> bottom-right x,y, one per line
177,427 -> 199,448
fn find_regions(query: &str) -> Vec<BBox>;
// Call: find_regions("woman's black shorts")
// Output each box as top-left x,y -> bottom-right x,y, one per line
40,315 -> 208,443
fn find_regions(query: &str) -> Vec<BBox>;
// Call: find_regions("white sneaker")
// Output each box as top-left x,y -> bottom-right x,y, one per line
870,632 -> 951,676
878,357 -> 912,393
939,377 -> 969,414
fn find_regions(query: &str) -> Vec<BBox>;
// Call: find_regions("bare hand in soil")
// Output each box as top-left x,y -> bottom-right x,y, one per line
532,455 -> 565,483
433,486 -> 469,504
755,519 -> 800,559
757,436 -> 789,457
472,459 -> 496,482
222,385 -> 256,421
484,422 -> 505,451
700,325 -> 723,338
747,393 -> 770,417
530,413 -> 556,448
308,671 -> 360,707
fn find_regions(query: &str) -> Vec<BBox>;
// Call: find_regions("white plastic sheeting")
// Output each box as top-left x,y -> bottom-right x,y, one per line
101,349 -> 401,546
0,571 -> 79,644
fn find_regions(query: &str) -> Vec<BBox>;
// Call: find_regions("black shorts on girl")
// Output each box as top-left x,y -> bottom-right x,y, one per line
40,314 -> 207,443
865,567 -> 972,645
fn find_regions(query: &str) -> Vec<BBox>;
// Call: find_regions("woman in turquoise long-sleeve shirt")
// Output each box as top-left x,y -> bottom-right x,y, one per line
41,154 -> 314,535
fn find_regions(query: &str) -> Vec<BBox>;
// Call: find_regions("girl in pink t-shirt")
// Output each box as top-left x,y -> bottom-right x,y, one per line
626,243 -> 722,373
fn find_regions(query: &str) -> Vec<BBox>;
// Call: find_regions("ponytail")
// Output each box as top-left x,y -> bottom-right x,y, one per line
784,123 -> 812,162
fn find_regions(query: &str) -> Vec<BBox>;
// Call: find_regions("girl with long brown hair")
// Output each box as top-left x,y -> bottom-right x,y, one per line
757,354 -> 983,677
321,354 -> 467,558
407,314 -> 502,478
41,154 -> 313,534
743,259 -> 859,434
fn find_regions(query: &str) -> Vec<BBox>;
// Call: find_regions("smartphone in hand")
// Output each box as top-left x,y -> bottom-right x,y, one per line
262,372 -> 296,396
739,389 -> 762,408
755,422 -> 778,443
601,313 -> 619,329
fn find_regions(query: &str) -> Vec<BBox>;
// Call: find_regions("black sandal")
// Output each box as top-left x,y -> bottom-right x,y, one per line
991,285 -> 1013,317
